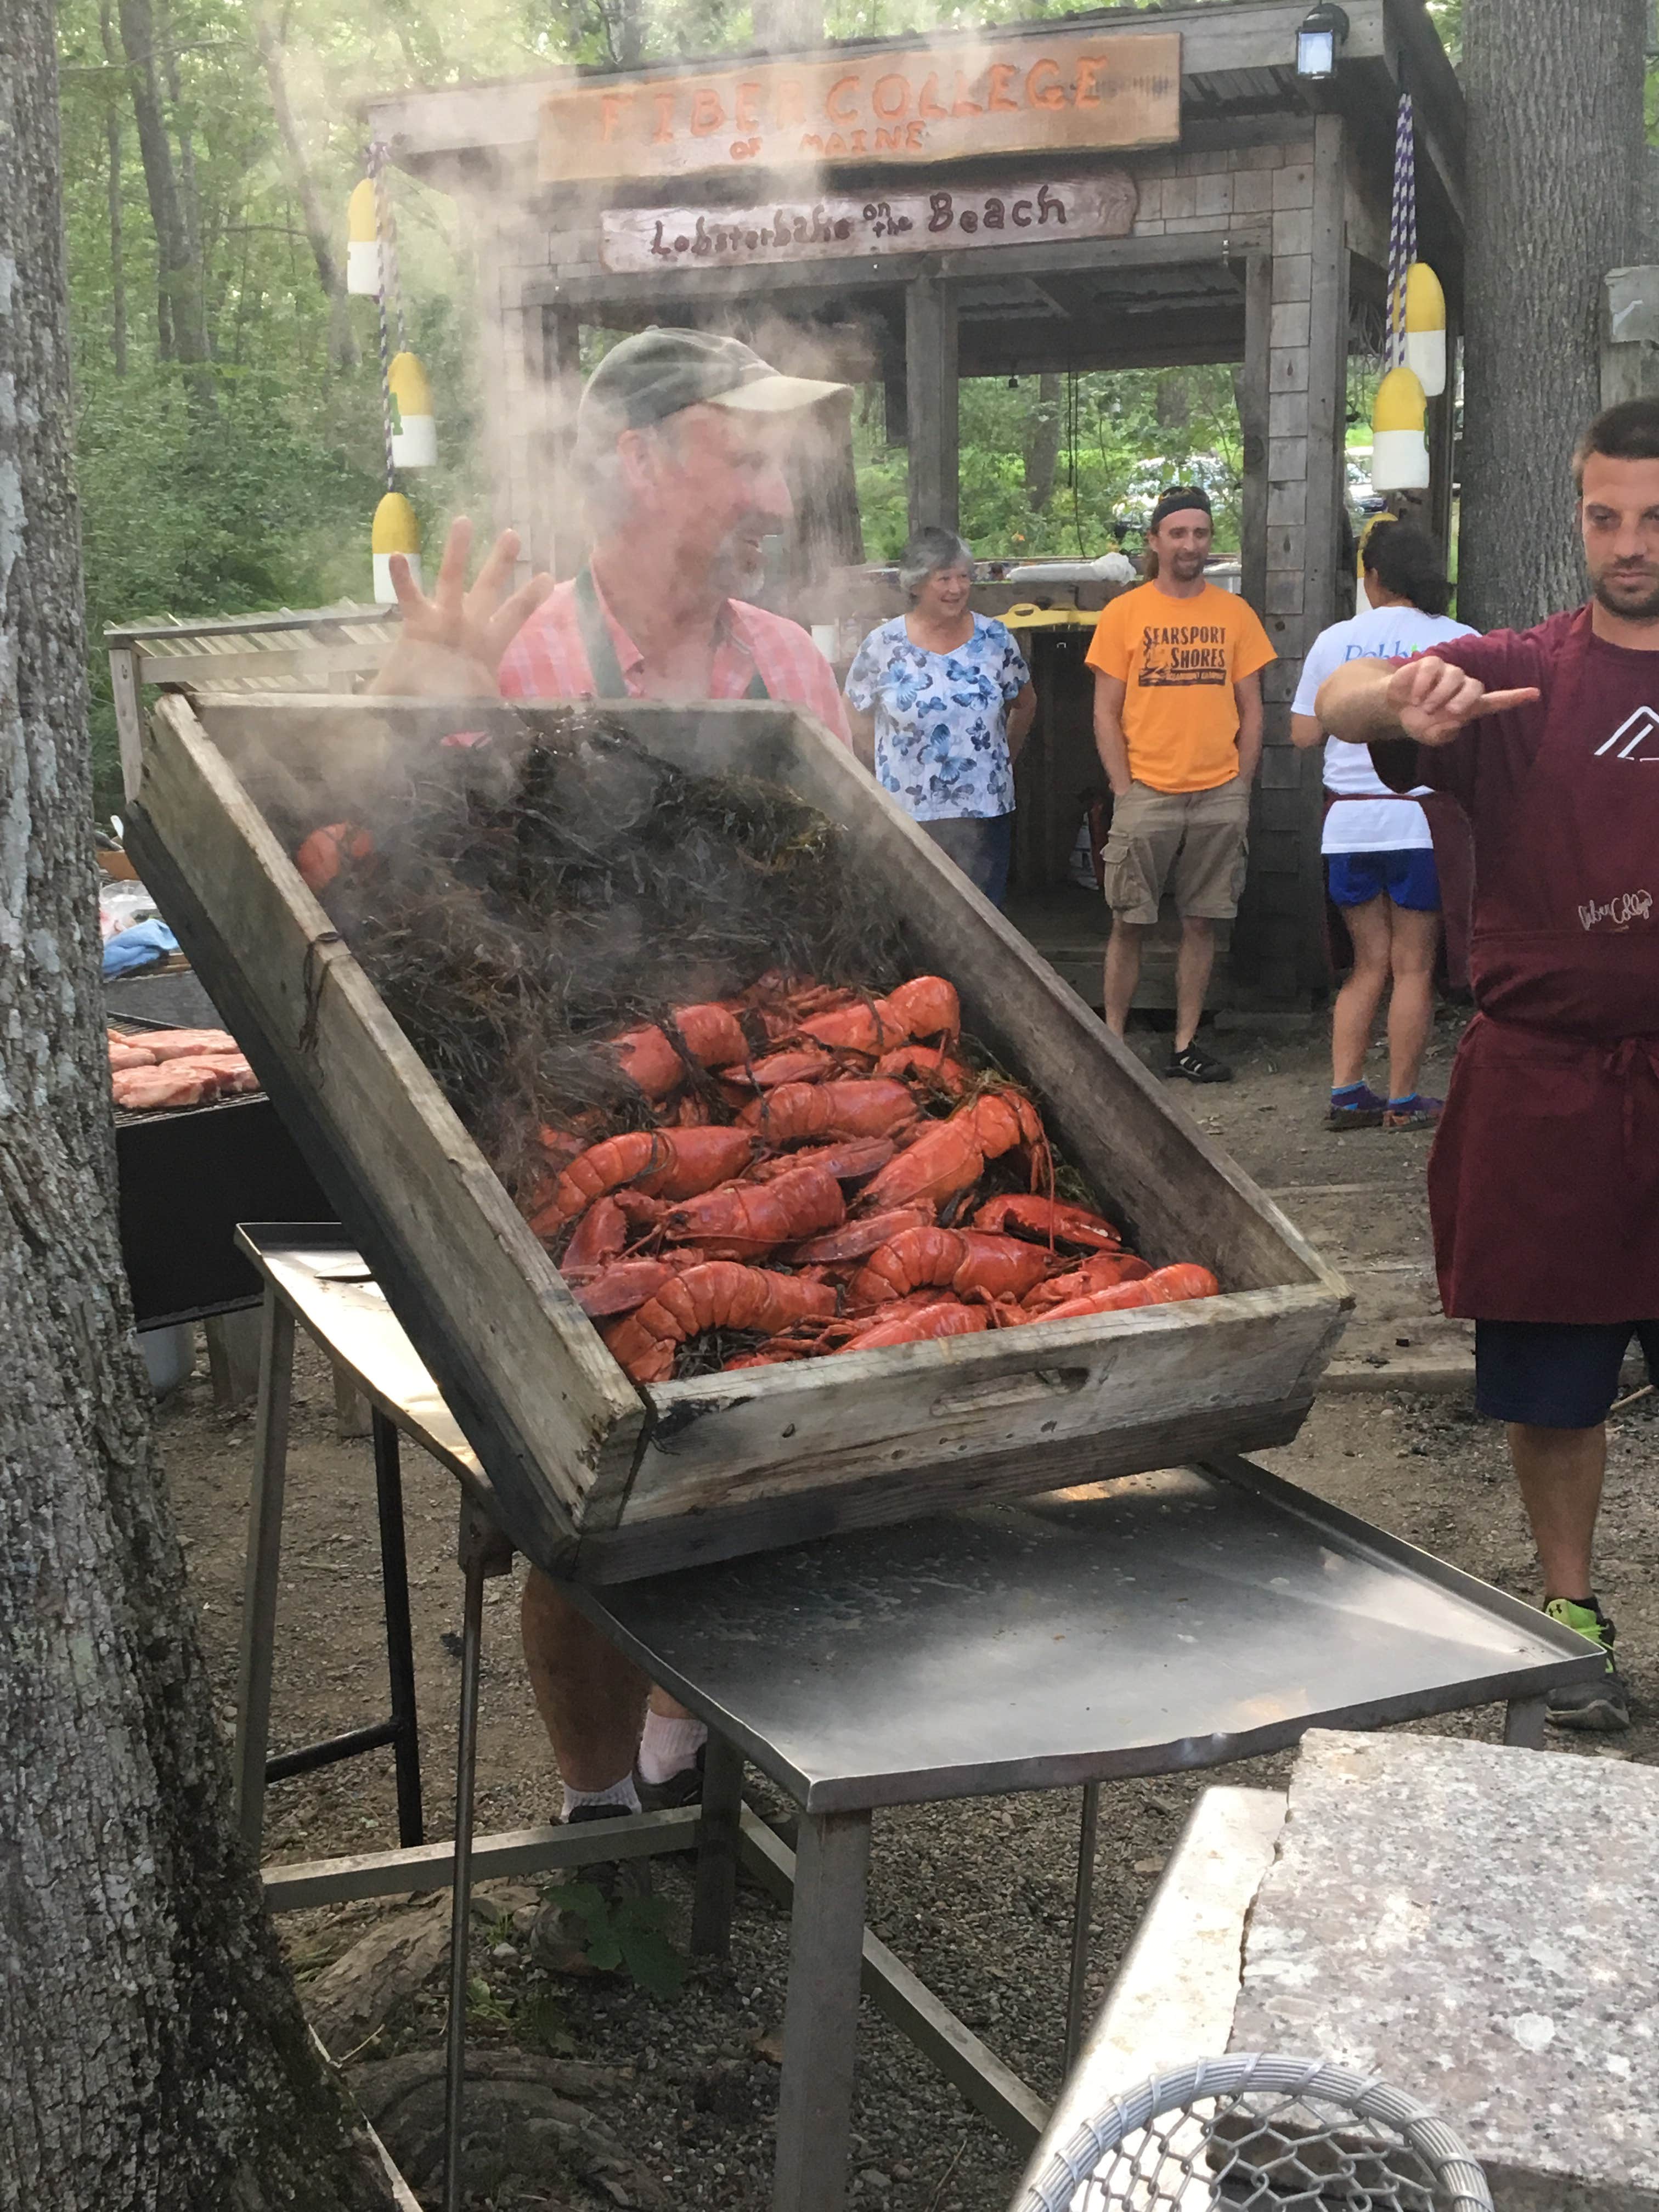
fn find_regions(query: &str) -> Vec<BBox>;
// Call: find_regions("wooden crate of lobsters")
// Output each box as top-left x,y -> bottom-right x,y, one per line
128,691 -> 1348,1580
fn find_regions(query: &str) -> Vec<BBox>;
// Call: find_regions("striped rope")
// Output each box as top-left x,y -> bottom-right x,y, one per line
367,142 -> 397,494
1385,93 -> 1417,368
370,138 -> 409,354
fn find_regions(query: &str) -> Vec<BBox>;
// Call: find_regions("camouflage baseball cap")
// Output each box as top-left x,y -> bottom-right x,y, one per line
577,326 -> 847,447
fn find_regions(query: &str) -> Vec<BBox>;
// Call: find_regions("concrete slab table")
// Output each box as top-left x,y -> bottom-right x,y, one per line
1026,1729 -> 1658,2211
229,1229 -> 1599,2212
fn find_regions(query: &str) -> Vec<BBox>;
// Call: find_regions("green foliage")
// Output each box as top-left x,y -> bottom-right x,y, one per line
855,367 -> 1244,562
551,1882 -> 689,1999
516,1989 -> 577,2056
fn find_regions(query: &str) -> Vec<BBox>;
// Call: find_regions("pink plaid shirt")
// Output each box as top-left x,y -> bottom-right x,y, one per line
498,573 -> 851,744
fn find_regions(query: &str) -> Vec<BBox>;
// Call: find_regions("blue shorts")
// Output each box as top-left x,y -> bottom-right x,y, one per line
1327,848 -> 1441,911
1475,1319 -> 1659,1428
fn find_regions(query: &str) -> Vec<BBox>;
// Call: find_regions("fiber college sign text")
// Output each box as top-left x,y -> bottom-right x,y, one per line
538,29 -> 1181,183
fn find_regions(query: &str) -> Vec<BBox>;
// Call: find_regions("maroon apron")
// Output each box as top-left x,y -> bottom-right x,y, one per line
1430,608 -> 1659,1321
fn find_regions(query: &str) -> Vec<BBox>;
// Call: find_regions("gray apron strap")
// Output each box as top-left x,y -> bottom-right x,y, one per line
573,565 -> 771,702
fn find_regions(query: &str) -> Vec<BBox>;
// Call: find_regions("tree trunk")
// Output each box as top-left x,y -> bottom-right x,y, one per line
1459,0 -> 1646,628
250,0 -> 359,370
99,0 -> 128,376
1024,372 -> 1063,513
115,0 -> 213,402
610,0 -> 645,70
0,8 -> 392,2207
752,0 -> 822,52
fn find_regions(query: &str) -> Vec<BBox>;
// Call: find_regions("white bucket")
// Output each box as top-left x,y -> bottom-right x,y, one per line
139,1323 -> 195,1396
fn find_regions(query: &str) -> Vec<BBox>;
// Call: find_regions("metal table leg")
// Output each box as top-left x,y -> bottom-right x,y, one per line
1504,1694 -> 1548,1750
372,1410 -> 424,1847
442,1503 -> 492,2212
772,1808 -> 873,2212
691,1734 -> 745,1957
1064,1781 -> 1101,2077
233,1289 -> 296,1857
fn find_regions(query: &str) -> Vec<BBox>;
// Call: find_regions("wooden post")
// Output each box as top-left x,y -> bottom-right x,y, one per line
1238,255 -> 1272,620
206,1307 -> 264,1408
546,306 -> 585,581
1296,110 -> 1348,996
906,276 -> 958,535
110,645 -> 144,804
883,366 -> 909,448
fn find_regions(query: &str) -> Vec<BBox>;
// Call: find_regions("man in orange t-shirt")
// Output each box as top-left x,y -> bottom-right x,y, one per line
1086,486 -> 1275,1082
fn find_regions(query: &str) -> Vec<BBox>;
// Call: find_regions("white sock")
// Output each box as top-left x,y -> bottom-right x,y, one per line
561,1773 -> 640,1822
638,1711 -> 707,1786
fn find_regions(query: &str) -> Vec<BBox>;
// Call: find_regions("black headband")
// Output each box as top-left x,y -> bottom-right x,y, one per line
1149,486 -> 1212,531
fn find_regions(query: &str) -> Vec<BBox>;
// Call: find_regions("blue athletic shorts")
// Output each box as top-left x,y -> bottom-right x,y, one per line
1475,1319 -> 1659,1428
1326,848 -> 1441,911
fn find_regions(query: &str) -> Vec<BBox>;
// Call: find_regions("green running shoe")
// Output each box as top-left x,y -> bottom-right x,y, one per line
1544,1596 -> 1630,1731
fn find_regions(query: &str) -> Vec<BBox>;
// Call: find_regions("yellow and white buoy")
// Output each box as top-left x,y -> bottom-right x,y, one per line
1403,262 -> 1447,398
347,179 -> 383,297
373,492 -> 420,603
1370,365 -> 1431,494
388,351 -> 437,469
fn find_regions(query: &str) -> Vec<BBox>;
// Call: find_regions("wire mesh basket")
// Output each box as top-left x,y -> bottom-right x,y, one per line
1015,2055 -> 1493,2212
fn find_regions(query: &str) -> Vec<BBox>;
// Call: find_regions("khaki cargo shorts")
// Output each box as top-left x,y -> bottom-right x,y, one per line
1101,778 -> 1251,924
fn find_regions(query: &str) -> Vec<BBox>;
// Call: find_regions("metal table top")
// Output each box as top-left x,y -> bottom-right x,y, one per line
575,1465 -> 1596,1812
235,1229 -> 1594,1818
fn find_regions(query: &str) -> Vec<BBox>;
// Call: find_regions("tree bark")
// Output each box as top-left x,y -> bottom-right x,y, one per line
114,0 -> 213,400
0,7 -> 391,2206
250,0 -> 359,370
1459,0 -> 1647,628
1024,371 -> 1063,512
99,0 -> 128,376
752,0 -> 822,53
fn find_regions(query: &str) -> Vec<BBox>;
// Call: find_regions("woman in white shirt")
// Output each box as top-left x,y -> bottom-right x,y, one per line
1291,520 -> 1474,1132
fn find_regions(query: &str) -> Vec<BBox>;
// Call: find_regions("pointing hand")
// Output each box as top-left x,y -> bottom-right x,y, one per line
1386,655 -> 1541,747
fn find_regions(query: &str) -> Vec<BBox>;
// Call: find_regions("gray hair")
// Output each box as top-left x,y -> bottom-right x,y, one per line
899,527 -> 974,599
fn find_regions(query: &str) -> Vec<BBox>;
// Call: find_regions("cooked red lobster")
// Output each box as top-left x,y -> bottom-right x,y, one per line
859,1090 -> 1045,1213
505,970 -> 1220,1383
605,1263 -> 838,1384
659,1161 -> 844,1260
847,1227 -> 1050,1308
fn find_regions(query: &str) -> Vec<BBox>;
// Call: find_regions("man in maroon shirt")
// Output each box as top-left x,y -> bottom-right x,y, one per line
1319,398 -> 1659,1730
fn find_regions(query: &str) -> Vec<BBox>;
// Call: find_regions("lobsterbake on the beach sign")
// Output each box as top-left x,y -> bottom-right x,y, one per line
538,29 -> 1181,184
599,171 -> 1139,273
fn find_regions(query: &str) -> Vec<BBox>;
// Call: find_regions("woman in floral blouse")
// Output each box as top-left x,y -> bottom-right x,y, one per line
845,527 -> 1037,907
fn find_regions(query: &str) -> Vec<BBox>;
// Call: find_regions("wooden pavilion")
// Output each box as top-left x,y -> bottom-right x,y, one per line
365,0 -> 1465,1008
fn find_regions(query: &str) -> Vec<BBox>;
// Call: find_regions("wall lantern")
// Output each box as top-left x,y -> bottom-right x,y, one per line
1296,3 -> 1350,78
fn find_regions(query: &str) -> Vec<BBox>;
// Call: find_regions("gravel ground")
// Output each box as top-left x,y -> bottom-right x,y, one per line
159,1009 -> 1659,2212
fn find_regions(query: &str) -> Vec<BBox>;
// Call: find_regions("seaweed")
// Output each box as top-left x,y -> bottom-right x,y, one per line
317,709 -> 908,1194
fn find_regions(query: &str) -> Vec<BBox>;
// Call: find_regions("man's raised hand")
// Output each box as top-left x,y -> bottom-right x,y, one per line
1385,654 -> 1541,746
370,518 -> 554,699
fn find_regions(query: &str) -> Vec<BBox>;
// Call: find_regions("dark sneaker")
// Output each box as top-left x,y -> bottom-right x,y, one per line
636,1744 -> 706,1814
1383,1092 -> 1443,1131
1327,1085 -> 1387,1131
1165,1042 -> 1233,1085
1544,1597 -> 1630,1731
529,1803 -> 651,1975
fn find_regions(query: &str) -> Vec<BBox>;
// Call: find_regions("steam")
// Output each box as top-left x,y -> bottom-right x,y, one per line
260,704 -> 906,1198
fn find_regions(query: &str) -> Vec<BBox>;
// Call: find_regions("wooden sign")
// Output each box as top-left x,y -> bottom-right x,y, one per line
540,29 -> 1180,184
599,168 -> 1139,273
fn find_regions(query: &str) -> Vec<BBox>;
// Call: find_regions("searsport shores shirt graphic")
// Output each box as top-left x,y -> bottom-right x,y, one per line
1135,618 -> 1232,688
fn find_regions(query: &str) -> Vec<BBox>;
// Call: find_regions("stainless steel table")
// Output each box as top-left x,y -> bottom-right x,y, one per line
232,1227 -> 1598,2212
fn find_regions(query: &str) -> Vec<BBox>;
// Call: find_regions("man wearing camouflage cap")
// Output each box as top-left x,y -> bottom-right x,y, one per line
374,324 -> 850,734
372,328 -> 852,1957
